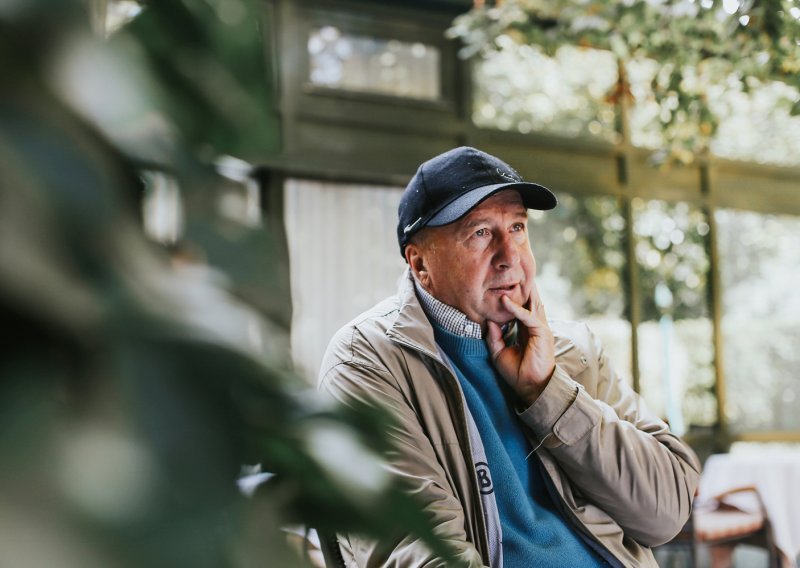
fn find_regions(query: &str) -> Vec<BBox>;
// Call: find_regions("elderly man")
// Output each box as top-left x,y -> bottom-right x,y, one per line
319,147 -> 700,567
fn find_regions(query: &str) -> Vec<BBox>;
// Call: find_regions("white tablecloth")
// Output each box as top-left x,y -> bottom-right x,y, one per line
697,453 -> 800,567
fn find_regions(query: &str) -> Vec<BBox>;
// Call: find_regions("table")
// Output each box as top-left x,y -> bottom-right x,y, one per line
697,452 -> 800,567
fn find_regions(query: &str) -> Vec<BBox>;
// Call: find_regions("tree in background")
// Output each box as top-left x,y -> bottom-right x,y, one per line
450,0 -> 800,164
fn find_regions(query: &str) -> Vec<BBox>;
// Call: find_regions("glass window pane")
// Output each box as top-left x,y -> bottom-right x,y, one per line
308,27 -> 441,100
472,41 -> 618,142
627,57 -> 663,150
528,194 -> 631,382
716,209 -> 800,432
710,81 -> 800,167
628,58 -> 800,167
633,199 -> 717,434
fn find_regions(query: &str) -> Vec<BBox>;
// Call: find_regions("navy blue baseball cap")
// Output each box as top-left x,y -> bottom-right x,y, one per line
397,146 -> 557,257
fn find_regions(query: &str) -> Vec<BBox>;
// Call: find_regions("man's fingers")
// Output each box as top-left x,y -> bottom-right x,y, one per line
501,295 -> 538,326
485,320 -> 505,360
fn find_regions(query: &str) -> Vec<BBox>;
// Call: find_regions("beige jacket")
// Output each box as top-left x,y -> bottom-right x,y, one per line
319,270 -> 701,567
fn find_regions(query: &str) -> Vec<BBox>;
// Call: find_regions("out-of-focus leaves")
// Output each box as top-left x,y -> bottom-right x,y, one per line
450,0 -> 800,164
122,0 -> 280,162
1,0 -> 452,566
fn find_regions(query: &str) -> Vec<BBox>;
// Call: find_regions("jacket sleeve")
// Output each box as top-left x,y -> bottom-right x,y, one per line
320,357 -> 487,568
517,322 -> 701,547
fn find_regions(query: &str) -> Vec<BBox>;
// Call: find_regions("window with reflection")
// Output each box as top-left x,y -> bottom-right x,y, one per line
710,81 -> 800,167
472,39 -> 618,142
307,26 -> 441,100
716,209 -> 800,432
627,57 -> 664,150
628,57 -> 800,167
633,199 -> 716,434
528,194 -> 631,382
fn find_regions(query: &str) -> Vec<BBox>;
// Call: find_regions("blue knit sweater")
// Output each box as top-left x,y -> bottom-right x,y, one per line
433,323 -> 604,567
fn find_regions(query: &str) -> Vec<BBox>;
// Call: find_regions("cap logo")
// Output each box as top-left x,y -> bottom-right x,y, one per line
404,217 -> 422,234
496,168 -> 519,182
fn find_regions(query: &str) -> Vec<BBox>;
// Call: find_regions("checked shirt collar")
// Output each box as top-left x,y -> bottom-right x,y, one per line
413,277 -> 483,340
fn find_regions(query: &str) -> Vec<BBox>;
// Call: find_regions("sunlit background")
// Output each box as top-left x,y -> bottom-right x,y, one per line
2,0 -> 800,566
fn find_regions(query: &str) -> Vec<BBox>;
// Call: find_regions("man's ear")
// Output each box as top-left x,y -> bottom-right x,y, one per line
404,242 -> 429,287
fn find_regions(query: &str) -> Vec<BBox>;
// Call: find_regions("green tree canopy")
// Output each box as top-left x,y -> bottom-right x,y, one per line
450,0 -> 800,163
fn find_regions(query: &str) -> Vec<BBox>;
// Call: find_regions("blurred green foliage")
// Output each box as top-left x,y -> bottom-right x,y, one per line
529,193 -> 719,429
0,1 -> 451,566
123,0 -> 280,162
529,194 -> 627,318
632,199 -> 710,321
530,194 -> 710,322
450,0 -> 800,164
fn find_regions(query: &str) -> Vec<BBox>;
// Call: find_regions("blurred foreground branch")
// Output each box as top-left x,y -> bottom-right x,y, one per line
0,1 -> 451,566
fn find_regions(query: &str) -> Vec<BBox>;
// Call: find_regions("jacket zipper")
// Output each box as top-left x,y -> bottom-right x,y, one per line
389,337 -> 493,567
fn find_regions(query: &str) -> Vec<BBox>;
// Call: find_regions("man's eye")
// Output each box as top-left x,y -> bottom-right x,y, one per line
475,228 -> 488,237
512,223 -> 525,232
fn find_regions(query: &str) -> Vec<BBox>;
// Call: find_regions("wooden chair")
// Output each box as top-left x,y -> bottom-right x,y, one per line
693,486 -> 782,568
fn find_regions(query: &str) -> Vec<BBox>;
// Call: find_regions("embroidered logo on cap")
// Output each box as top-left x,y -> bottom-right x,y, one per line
404,217 -> 422,234
496,168 -> 520,182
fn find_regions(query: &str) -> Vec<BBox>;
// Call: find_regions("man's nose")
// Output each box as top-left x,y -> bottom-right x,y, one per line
493,232 -> 520,269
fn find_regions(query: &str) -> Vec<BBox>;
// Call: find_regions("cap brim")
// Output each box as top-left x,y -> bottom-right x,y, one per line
427,182 -> 557,227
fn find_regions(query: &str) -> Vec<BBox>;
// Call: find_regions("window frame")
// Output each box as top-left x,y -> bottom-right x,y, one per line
270,0 -> 800,445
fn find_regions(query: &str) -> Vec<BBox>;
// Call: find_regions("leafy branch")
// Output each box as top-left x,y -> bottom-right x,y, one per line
449,0 -> 800,163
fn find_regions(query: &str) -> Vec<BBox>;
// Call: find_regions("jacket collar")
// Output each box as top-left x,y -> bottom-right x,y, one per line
386,269 -> 443,361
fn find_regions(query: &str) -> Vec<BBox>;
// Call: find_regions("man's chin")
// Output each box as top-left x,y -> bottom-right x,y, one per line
488,307 -> 515,328
480,294 -> 524,326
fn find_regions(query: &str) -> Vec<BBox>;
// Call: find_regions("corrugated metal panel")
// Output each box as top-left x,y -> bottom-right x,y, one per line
284,178 -> 406,380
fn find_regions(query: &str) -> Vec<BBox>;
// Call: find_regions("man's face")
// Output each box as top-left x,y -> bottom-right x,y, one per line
407,190 -> 536,329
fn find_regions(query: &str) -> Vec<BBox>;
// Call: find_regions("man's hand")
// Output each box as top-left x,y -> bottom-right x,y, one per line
485,287 -> 556,407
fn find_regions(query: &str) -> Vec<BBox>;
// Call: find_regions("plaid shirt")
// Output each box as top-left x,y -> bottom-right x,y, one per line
413,278 -> 483,339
